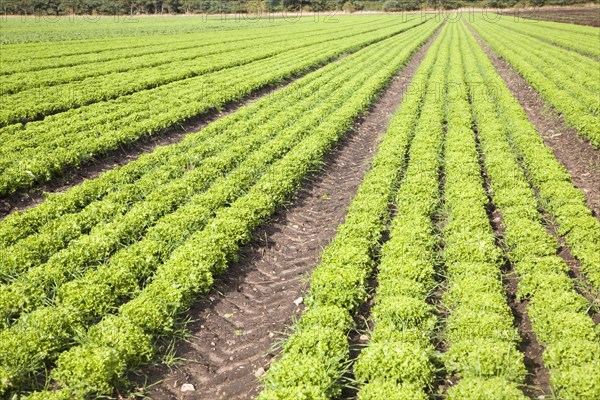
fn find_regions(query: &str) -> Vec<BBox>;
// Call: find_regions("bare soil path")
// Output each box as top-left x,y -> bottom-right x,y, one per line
140,29 -> 440,400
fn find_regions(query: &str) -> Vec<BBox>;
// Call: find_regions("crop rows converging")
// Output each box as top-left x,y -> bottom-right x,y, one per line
470,15 -> 600,148
0,11 -> 598,400
469,16 -> 600,292
260,20 -> 599,400
0,17 -> 432,196
462,21 -> 600,398
0,18 -> 403,121
0,17 -> 441,398
0,17 -> 383,74
489,16 -> 599,58
0,15 -> 312,45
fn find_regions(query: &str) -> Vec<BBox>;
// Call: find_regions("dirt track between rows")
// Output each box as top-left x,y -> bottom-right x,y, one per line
140,27 -> 441,400
472,25 -> 600,218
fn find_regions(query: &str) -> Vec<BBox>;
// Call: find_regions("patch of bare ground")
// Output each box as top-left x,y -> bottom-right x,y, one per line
469,26 -> 600,219
138,27 -> 442,400
341,276 -> 378,399
433,277 -> 453,398
499,7 -> 600,27
502,273 -> 552,398
475,128 -> 552,398
434,125 -> 452,397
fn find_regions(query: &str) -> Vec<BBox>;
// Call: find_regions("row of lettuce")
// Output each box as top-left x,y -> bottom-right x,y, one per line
0,18 -> 379,80
441,25 -> 526,398
2,15 -> 412,47
0,19 -> 404,123
0,19 -> 427,197
259,21 -> 600,400
491,16 -> 599,59
0,20 -> 441,398
462,21 -> 600,398
470,18 -> 600,292
2,15 -> 598,400
259,19 -> 448,400
471,16 -> 600,148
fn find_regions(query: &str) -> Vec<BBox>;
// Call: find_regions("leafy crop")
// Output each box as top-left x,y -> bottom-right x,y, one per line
464,20 -> 600,399
353,23 -> 451,399
441,23 -> 526,398
259,22 -> 446,400
0,18 -> 426,196
471,16 -> 600,148
5,20 -> 440,398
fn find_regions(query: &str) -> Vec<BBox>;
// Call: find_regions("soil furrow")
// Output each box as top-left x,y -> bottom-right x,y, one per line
469,26 -> 600,218
474,127 -> 552,398
0,83 -> 280,220
541,212 -> 600,323
138,28 -> 440,400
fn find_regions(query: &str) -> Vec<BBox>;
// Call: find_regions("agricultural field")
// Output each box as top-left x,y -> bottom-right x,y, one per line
499,7 -> 600,27
0,7 -> 599,400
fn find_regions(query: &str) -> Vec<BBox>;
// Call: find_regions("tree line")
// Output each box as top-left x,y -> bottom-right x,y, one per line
1,0 -> 593,15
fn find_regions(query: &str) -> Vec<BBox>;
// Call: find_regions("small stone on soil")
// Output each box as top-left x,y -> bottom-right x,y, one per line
181,383 -> 195,392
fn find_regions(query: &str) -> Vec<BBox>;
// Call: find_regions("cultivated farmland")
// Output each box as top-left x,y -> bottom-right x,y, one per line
0,8 -> 599,400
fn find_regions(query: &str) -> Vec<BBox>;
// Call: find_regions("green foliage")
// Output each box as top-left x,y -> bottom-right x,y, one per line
439,23 -> 526,395
549,361 -> 600,400
0,18 -> 423,195
444,339 -> 527,381
446,377 -> 528,400
353,23 -> 450,398
21,20 -> 440,398
256,384 -> 328,400
354,342 -> 436,387
358,380 -> 427,400
0,22 -> 437,394
463,19 -> 600,398
54,345 -> 123,395
471,16 -> 600,147
261,21 -> 443,398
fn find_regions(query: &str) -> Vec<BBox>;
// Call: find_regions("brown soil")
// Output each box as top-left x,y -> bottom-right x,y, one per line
470,110 -> 551,396
0,77 -> 315,221
542,215 -> 600,323
498,243 -> 551,397
499,7 -> 600,27
138,28 -> 441,400
503,274 -> 552,398
472,25 -> 600,321
341,276 -> 378,399
471,27 -> 600,218
479,146 -> 552,398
